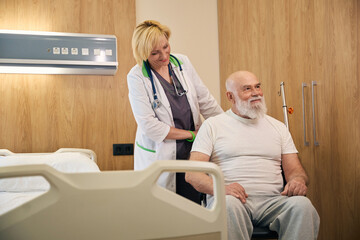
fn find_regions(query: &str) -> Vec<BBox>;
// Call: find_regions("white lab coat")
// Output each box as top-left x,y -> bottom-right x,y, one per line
127,53 -> 223,192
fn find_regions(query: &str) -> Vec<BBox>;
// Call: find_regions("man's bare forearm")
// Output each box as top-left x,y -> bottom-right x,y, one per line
185,171 -> 214,195
185,151 -> 214,195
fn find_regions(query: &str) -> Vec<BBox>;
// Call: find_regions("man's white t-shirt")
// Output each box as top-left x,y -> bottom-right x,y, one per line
191,109 -> 298,195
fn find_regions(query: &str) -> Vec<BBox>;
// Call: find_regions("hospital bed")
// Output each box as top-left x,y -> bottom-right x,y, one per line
0,148 -> 227,240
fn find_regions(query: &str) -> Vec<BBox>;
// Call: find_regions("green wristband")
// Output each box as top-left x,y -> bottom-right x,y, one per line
186,130 -> 195,142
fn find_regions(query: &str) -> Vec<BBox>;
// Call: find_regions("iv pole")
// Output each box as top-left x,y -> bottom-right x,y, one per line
279,82 -> 289,130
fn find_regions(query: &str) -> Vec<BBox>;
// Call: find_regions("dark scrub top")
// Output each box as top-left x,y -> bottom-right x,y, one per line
153,66 -> 201,204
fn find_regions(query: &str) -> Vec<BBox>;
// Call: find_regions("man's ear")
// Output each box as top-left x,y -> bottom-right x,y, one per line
226,91 -> 236,104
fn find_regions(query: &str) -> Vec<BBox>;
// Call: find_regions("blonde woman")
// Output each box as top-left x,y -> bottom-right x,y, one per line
127,20 -> 223,204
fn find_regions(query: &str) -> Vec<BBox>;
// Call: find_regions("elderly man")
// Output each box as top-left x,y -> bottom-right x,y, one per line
185,71 -> 320,240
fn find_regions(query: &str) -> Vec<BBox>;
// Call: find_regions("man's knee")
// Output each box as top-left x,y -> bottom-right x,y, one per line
276,196 -> 320,238
285,196 -> 319,224
287,196 -> 316,212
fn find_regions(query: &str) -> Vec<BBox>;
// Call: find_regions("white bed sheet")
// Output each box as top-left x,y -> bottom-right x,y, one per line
0,191 -> 45,215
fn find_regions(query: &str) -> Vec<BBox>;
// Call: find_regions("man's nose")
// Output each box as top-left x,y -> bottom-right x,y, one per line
251,88 -> 260,96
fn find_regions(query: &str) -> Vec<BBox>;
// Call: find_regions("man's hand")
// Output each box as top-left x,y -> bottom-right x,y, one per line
281,177 -> 307,196
225,183 -> 248,203
281,153 -> 309,197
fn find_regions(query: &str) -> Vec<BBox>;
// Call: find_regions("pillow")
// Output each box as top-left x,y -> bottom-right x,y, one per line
0,152 -> 100,192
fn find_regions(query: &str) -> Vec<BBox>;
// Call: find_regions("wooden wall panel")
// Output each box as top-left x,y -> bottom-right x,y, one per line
312,0 -> 359,238
218,0 -> 289,123
218,0 -> 359,239
0,0 -> 137,171
357,0 -> 360,233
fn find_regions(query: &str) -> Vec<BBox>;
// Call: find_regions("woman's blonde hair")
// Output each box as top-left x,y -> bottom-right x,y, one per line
131,20 -> 171,66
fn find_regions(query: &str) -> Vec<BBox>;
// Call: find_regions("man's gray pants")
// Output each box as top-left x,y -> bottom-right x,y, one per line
207,194 -> 320,240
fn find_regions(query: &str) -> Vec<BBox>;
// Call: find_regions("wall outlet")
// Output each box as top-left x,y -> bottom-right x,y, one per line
113,144 -> 134,156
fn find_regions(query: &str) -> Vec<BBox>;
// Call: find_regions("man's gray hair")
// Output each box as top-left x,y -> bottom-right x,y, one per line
225,77 -> 236,93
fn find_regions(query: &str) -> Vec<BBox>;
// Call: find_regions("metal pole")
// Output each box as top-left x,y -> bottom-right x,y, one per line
280,82 -> 289,129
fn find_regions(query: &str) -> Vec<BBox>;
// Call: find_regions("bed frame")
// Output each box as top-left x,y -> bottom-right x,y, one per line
0,151 -> 227,240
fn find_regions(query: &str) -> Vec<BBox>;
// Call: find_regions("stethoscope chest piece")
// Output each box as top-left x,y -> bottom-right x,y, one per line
152,98 -> 162,110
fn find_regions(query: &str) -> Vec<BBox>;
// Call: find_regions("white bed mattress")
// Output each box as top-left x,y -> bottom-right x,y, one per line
0,148 -> 100,215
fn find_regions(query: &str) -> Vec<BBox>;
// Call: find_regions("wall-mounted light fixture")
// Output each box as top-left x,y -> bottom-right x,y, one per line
0,30 -> 118,75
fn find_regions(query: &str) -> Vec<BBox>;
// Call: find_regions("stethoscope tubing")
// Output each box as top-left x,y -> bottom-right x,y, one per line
144,54 -> 188,109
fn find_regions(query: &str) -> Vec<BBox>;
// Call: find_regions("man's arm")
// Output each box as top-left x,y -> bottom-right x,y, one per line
281,153 -> 309,196
185,151 -> 249,203
185,151 -> 214,195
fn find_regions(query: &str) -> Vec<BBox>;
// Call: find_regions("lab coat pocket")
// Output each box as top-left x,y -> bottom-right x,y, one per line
136,141 -> 156,153
134,141 -> 157,171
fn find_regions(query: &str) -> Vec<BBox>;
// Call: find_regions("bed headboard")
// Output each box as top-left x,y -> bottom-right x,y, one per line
0,148 -> 97,163
0,148 -> 100,197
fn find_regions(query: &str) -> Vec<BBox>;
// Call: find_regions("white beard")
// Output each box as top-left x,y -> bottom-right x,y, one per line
235,95 -> 267,119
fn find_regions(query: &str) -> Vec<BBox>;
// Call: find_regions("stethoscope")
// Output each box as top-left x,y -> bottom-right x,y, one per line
143,54 -> 188,110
